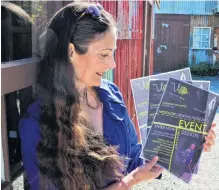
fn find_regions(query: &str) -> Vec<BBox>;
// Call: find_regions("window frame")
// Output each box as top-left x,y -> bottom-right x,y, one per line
192,27 -> 211,50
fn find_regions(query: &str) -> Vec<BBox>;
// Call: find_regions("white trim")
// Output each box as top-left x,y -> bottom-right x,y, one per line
191,48 -> 212,50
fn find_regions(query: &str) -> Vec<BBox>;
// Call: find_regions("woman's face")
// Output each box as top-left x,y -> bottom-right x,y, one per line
71,28 -> 117,87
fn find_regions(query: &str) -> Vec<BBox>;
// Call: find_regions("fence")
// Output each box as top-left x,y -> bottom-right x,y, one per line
1,57 -> 40,189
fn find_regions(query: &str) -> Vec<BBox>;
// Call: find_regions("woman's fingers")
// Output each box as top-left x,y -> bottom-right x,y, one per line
145,157 -> 164,178
205,135 -> 215,146
203,144 -> 212,152
211,123 -> 216,128
151,165 -> 164,174
203,135 -> 215,152
208,129 -> 216,139
203,128 -> 216,152
145,156 -> 158,170
149,165 -> 164,180
203,124 -> 217,152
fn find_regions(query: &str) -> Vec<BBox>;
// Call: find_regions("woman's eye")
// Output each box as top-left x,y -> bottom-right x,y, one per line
101,54 -> 108,58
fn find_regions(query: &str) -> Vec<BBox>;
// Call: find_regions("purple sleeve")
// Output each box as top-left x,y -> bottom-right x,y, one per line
126,111 -> 162,179
19,115 -> 41,190
125,112 -> 144,173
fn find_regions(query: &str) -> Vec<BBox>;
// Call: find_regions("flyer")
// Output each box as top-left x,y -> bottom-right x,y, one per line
143,79 -> 210,145
130,68 -> 192,145
145,79 -> 211,173
147,80 -> 210,130
192,80 -> 210,90
147,79 -> 167,127
145,79 -> 211,172
142,77 -> 219,183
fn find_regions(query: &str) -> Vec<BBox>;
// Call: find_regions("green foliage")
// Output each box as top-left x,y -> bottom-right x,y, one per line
175,61 -> 219,76
13,1 -> 45,23
177,61 -> 189,69
190,62 -> 219,76
31,2 -> 44,23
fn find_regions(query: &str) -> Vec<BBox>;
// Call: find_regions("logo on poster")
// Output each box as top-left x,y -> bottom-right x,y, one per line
153,82 -> 167,93
177,86 -> 189,95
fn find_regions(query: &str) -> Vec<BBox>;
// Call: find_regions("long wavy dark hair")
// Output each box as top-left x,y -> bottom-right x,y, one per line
37,2 -> 123,190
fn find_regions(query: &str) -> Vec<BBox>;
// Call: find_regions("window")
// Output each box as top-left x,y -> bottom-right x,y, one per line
193,27 -> 211,49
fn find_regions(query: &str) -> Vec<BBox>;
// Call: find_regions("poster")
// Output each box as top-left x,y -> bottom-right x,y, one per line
130,68 -> 192,145
192,80 -> 210,90
147,79 -> 167,127
147,80 -> 210,131
142,77 -> 219,183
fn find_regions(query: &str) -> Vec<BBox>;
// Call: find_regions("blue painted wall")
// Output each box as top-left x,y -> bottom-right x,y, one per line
188,15 -> 219,64
189,48 -> 213,64
155,0 -> 218,15
155,1 -> 219,64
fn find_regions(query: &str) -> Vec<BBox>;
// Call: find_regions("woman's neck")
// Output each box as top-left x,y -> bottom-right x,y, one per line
75,80 -> 97,98
75,80 -> 100,109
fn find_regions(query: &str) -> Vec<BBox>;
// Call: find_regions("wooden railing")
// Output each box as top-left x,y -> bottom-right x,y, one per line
1,57 -> 40,190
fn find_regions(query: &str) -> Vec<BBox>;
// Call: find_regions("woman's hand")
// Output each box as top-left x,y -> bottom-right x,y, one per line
122,156 -> 164,188
102,157 -> 164,190
203,123 -> 217,152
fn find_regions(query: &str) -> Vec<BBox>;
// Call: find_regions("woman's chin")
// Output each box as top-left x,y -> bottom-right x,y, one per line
93,80 -> 101,87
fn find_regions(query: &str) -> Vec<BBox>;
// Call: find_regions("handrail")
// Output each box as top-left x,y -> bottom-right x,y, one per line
1,57 -> 41,95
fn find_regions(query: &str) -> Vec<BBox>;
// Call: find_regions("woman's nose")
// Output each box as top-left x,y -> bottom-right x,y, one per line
108,58 -> 116,69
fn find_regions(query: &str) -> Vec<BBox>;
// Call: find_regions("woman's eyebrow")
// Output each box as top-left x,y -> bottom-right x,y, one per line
100,48 -> 117,51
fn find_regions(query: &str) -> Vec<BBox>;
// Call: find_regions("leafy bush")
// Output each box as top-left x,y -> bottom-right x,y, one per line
190,62 -> 219,76
176,61 -> 189,70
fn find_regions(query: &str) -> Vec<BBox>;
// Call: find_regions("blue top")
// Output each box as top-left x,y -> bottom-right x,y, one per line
19,79 -> 144,189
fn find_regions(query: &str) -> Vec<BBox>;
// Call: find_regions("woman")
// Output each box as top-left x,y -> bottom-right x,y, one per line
19,2 -> 216,190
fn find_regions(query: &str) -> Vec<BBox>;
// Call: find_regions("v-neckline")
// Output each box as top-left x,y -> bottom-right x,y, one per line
80,101 -> 104,136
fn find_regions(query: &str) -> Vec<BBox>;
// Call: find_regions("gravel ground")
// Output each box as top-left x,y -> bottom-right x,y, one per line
12,175 -> 23,190
12,114 -> 219,190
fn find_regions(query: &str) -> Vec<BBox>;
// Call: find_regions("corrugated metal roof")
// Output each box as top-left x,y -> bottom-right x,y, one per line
116,1 -> 143,40
114,39 -> 143,136
155,0 -> 219,15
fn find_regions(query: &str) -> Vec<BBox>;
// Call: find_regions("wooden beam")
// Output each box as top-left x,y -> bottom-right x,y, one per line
1,95 -> 11,182
1,57 -> 40,95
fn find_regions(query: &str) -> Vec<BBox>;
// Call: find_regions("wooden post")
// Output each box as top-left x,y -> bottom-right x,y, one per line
1,95 -> 12,190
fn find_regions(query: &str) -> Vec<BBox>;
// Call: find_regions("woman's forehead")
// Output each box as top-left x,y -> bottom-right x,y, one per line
89,29 -> 117,52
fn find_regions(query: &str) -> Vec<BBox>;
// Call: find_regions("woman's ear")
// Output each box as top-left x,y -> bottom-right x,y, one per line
68,43 -> 76,63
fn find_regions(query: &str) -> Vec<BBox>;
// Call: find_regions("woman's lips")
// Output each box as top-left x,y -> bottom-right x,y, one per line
96,72 -> 104,76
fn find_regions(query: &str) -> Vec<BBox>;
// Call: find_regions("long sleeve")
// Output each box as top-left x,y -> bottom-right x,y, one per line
125,111 -> 162,179
19,114 -> 41,190
125,111 -> 144,173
